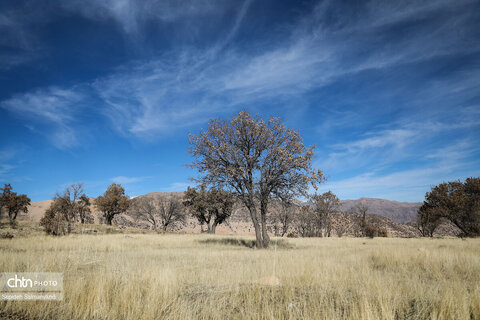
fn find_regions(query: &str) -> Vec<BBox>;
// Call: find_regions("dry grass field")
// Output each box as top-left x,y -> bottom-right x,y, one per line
1,223 -> 479,319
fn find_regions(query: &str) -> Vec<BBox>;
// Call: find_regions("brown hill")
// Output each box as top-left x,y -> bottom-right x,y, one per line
340,198 -> 422,224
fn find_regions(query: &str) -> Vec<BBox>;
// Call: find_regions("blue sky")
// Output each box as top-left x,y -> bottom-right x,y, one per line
1,0 -> 479,202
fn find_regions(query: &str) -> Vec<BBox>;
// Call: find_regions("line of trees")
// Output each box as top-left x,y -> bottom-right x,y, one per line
5,112 -> 479,241
40,182 -> 131,235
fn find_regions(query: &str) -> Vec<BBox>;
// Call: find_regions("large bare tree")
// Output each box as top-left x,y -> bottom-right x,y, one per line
183,186 -> 234,234
188,111 -> 324,247
131,195 -> 186,231
95,183 -> 129,225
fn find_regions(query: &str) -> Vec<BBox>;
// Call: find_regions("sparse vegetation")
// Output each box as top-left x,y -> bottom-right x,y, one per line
1,227 -> 479,319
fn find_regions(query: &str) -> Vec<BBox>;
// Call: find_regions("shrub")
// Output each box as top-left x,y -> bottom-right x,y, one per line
40,206 -> 70,236
364,224 -> 388,238
364,224 -> 378,238
0,232 -> 14,239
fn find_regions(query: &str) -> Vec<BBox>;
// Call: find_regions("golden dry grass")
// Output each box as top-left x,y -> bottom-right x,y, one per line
1,223 -> 479,319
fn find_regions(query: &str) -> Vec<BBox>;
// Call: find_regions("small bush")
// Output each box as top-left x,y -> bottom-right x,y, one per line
364,224 -> 388,238
377,228 -> 388,237
0,232 -> 14,239
364,224 -> 377,238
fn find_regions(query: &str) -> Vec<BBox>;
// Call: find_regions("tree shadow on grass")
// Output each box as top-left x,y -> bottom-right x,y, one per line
197,238 -> 293,249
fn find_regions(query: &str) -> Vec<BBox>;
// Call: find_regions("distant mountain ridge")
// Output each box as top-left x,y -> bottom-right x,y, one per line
340,198 -> 422,224
24,194 -> 422,225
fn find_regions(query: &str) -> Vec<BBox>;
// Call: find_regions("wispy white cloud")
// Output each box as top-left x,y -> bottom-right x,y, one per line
2,0 -> 478,143
0,164 -> 16,179
111,176 -> 149,184
319,162 -> 480,202
61,0 -> 229,37
162,182 -> 190,192
89,0 -> 479,140
0,145 -> 29,182
318,133 -> 480,201
0,86 -> 87,149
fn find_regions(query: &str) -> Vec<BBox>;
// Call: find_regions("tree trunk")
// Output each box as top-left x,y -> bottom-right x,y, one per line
106,214 -> 113,225
260,200 -> 270,248
206,221 -> 212,233
261,212 -> 270,247
247,204 -> 263,248
211,222 -> 217,234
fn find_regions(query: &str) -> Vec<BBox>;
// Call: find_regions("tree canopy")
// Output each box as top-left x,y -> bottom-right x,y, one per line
418,177 -> 480,237
0,184 -> 31,224
95,183 -> 130,225
188,111 -> 324,247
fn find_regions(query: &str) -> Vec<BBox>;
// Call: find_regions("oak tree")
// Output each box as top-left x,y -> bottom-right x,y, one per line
40,198 -> 71,235
0,184 -> 31,225
95,183 -> 129,225
183,186 -> 234,234
188,111 -> 324,247
419,177 -> 480,237
310,191 -> 340,237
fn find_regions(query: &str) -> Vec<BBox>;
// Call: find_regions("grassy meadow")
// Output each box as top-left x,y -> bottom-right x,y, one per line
1,223 -> 479,319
